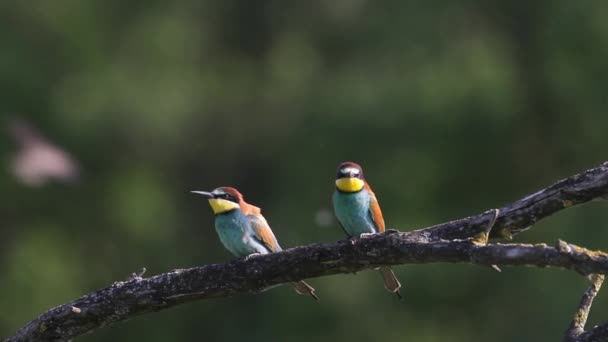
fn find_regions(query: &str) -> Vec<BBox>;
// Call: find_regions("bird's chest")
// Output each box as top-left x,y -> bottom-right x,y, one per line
214,212 -> 256,257
333,190 -> 376,235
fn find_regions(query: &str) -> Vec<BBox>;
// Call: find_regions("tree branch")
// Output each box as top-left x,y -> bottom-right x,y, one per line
564,274 -> 605,341
5,161 -> 608,342
417,161 -> 608,242
6,238 -> 608,342
578,322 -> 608,342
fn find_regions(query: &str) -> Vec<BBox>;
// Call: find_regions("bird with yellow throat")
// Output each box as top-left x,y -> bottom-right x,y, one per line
192,186 -> 318,300
332,162 -> 402,298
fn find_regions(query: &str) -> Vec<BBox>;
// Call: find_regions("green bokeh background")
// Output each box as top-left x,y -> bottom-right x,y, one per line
2,1 -> 608,341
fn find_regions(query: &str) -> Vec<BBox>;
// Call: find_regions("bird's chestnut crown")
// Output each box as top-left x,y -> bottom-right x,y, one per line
335,162 -> 365,192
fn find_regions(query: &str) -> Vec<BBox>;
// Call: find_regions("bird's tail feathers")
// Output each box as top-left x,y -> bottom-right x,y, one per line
379,266 -> 402,299
291,281 -> 319,301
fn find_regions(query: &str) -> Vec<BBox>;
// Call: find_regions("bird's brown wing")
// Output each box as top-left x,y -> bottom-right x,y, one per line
365,182 -> 385,233
248,213 -> 282,253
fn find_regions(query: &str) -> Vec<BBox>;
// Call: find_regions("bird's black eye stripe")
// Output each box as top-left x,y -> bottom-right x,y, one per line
219,193 -> 237,202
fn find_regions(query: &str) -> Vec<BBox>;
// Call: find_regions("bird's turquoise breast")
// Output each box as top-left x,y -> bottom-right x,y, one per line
333,189 -> 377,236
214,210 -> 257,257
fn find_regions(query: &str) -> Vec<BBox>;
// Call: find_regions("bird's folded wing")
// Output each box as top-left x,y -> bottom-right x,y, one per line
248,213 -> 281,253
365,182 -> 385,233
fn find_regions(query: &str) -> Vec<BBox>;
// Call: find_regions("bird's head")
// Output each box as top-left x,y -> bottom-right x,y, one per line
335,161 -> 365,192
191,186 -> 244,214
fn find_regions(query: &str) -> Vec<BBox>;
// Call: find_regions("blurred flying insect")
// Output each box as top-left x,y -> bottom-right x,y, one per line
7,117 -> 79,187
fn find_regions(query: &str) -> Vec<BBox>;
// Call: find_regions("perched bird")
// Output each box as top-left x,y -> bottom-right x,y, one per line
192,186 -> 318,300
332,162 -> 402,298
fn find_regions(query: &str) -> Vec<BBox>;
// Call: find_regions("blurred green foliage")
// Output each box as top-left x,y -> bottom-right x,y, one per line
2,1 -> 608,341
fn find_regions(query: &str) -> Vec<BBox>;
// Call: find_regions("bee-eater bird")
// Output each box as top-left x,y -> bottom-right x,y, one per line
332,162 -> 402,298
191,186 -> 318,300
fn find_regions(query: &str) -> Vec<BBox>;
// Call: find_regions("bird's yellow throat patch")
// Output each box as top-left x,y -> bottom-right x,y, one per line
336,178 -> 365,192
208,198 -> 240,214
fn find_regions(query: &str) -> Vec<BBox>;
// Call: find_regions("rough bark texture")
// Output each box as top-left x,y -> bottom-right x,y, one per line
564,274 -> 605,341
578,323 -> 608,342
5,161 -> 608,342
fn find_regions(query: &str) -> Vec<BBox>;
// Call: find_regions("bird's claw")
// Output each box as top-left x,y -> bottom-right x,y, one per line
127,267 -> 147,281
245,253 -> 261,261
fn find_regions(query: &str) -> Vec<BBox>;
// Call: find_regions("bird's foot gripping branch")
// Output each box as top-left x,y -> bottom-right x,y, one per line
5,161 -> 608,342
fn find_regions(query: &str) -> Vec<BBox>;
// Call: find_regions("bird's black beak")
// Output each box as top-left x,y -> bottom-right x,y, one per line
191,191 -> 214,198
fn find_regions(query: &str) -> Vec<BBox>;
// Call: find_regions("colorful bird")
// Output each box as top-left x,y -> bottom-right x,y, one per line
191,186 -> 318,300
332,162 -> 402,298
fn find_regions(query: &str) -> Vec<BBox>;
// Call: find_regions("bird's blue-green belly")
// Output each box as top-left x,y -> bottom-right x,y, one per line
333,190 -> 377,236
214,211 -> 257,257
